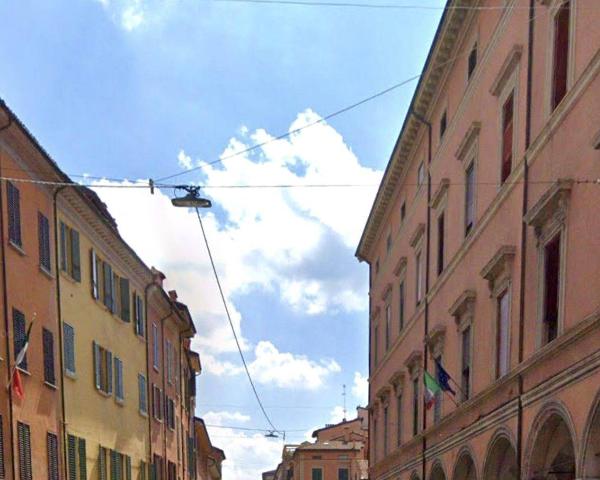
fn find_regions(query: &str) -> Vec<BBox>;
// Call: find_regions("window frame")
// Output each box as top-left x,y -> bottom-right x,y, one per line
547,0 -> 575,113
496,288 -> 512,379
7,181 -> 22,248
63,323 -> 76,377
42,327 -> 56,386
38,212 -> 51,273
467,41 -> 478,81
138,374 -> 148,415
464,158 -> 477,237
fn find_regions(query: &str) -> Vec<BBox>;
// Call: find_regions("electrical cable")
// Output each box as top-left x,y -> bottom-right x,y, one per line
194,207 -> 279,434
205,424 -> 308,432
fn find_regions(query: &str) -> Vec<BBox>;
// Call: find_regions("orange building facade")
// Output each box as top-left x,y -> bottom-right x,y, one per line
357,1 -> 600,480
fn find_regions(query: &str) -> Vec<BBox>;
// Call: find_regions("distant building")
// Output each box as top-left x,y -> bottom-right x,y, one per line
356,1 -> 600,480
194,418 -> 225,480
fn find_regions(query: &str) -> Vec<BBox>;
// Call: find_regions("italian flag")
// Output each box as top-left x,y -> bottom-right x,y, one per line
9,322 -> 33,401
424,371 -> 442,410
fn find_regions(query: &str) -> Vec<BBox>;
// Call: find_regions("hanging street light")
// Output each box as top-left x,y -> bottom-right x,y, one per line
171,186 -> 212,208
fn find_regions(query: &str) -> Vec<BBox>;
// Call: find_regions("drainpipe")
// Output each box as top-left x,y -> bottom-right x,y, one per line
517,1 -> 535,479
410,109 -> 432,480
0,114 -> 17,480
144,282 -> 155,474
53,185 -> 69,480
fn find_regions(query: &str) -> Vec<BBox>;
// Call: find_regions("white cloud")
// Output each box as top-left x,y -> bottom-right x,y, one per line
203,410 -> 251,425
121,3 -> 144,31
352,372 -> 368,405
177,149 -> 194,170
95,0 -> 146,31
329,405 -> 346,424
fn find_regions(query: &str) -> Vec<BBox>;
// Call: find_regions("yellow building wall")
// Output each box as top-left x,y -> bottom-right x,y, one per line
58,210 -> 150,478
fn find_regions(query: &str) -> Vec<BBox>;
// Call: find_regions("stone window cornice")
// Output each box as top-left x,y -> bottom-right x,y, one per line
426,324 -> 446,357
481,245 -> 516,295
389,370 -> 405,395
381,283 -> 393,301
404,350 -> 423,377
455,122 -> 481,162
490,45 -> 523,97
449,290 -> 476,331
524,179 -> 573,242
376,386 -> 391,405
430,178 -> 449,210
394,256 -> 407,277
410,223 -> 426,249
370,306 -> 381,321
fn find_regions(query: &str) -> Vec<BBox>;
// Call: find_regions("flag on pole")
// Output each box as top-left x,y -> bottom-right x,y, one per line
424,371 -> 442,410
9,321 -> 33,401
434,358 -> 457,396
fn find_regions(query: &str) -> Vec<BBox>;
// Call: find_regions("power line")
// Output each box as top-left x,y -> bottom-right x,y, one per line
194,207 -> 279,433
205,424 -> 308,432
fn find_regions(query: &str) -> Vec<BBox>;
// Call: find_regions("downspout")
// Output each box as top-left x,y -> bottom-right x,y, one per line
53,185 -> 69,480
0,114 -> 16,480
144,282 -> 155,473
410,110 -> 432,480
517,1 -> 535,479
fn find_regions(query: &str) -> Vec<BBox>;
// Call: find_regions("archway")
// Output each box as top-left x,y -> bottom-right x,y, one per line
483,433 -> 518,480
452,450 -> 477,480
581,391 -> 600,478
429,461 -> 446,480
527,411 -> 576,480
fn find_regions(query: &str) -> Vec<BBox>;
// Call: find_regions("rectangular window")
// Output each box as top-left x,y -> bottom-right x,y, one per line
399,281 -> 405,331
152,324 -> 159,370
543,234 -> 561,344
497,290 -> 511,378
461,327 -> 472,401
138,374 -> 147,414
501,91 -> 514,183
396,394 -> 402,446
91,250 -> 99,300
434,357 -> 442,424
412,377 -> 419,436
99,447 -> 108,480
400,202 -> 406,222
552,1 -> 570,110
152,385 -> 163,421
134,293 -> 145,338
17,422 -> 32,480
114,357 -> 124,402
63,323 -> 76,376
167,462 -> 176,480
102,262 -> 114,311
373,418 -> 378,461
440,111 -> 447,140
47,432 -> 59,480
166,341 -> 173,384
38,213 -> 51,272
119,278 -> 130,322
465,162 -> 475,235
416,252 -> 423,305
385,303 -> 391,351
311,469 -> 322,480
166,397 -> 175,430
386,233 -> 392,255
437,212 -> 445,275
7,181 -> 22,248
60,223 -> 81,281
373,325 -> 379,367
338,469 -> 349,480
43,328 -> 56,386
468,42 -> 478,80
383,406 -> 388,456
93,342 -> 112,395
417,163 -> 425,187
13,309 -> 27,370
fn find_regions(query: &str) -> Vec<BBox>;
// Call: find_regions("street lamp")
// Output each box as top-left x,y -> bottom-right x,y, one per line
171,186 -> 212,208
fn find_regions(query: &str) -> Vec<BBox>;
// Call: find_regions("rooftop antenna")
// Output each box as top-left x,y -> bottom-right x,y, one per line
342,384 -> 347,421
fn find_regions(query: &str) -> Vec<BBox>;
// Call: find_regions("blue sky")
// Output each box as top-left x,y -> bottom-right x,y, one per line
0,0 -> 443,477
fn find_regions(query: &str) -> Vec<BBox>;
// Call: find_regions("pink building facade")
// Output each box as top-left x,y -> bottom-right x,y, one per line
356,1 -> 600,479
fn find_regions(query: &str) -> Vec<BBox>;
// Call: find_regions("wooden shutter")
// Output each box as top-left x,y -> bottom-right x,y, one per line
111,273 -> 118,315
71,229 -> 81,281
125,456 -> 131,480
47,433 -> 59,480
553,1 -> 570,109
7,182 -> 22,247
93,342 -> 101,390
17,422 -> 32,480
106,351 -> 113,395
13,309 -> 27,370
140,461 -> 146,480
67,434 -> 77,480
120,278 -> 130,322
99,446 -> 107,480
43,328 -> 56,385
115,357 -> 123,401
110,450 -> 117,480
38,213 -> 51,271
91,250 -> 99,299
64,323 -> 76,375
0,416 -> 5,480
59,222 -> 68,271
78,438 -> 87,480
103,263 -> 113,310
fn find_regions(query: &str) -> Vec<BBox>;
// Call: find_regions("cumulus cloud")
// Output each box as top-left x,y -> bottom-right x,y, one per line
121,3 -> 144,30
177,149 -> 194,170
203,410 -> 251,425
95,0 -> 145,31
352,372 -> 368,405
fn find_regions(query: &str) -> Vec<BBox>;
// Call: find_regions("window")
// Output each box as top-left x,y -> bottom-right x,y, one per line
17,422 -> 32,480
434,357 -> 443,424
383,406 -> 388,456
152,384 -> 163,421
338,469 -> 349,480
373,325 -> 379,367
59,222 -> 81,282
552,1 -> 570,110
0,416 -> 5,479
93,342 -> 113,395
465,162 -> 475,235
99,447 -> 108,480
67,434 -> 87,480
167,461 -> 176,480
119,277 -> 130,322
140,461 -> 147,480
497,290 -> 510,378
373,418 -> 378,461
396,394 -> 402,446
47,432 -> 59,480
166,341 -> 173,385
375,258 -> 380,275
440,111 -> 447,140
38,213 -> 51,272
13,309 -> 28,370
138,374 -> 147,414
385,303 -> 391,351
416,252 -> 423,305
400,202 -> 406,222
543,234 -> 561,344
91,250 -> 99,300
109,450 -> 128,480
63,323 -> 76,376
386,233 -> 392,255
7,181 -> 22,248
461,327 -> 472,401
166,397 -> 175,430
501,91 -> 514,183
153,454 -> 164,480
102,261 -> 114,311
311,469 -> 322,480
133,293 -> 145,337
42,328 -> 56,386
399,281 -> 405,331
437,212 -> 445,275
114,357 -> 124,402
412,377 -> 419,436
468,42 -> 478,80
152,323 -> 160,370
417,163 -> 425,187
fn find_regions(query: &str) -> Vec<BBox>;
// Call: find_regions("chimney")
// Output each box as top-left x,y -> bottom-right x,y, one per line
168,290 -> 178,302
151,267 -> 166,287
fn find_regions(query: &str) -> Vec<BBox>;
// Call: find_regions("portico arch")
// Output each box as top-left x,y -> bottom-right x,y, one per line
451,447 -> 477,480
482,428 -> 518,480
429,460 -> 446,480
581,389 -> 600,479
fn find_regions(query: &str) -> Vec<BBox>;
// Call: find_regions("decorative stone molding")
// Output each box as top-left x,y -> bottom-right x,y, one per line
524,179 -> 573,241
389,370 -> 405,394
381,283 -> 393,300
480,246 -> 516,295
490,45 -> 523,96
430,178 -> 450,210
449,290 -> 476,330
410,223 -> 426,248
394,256 -> 408,277
404,350 -> 423,377
367,400 -> 380,415
370,305 -> 381,321
455,122 -> 481,162
376,385 -> 392,404
426,324 -> 446,357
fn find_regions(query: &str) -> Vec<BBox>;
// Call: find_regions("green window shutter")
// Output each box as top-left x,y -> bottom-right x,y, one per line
120,278 -> 130,322
67,434 -> 77,480
64,323 -> 76,375
115,357 -> 123,401
7,182 -> 22,247
60,222 -> 68,271
139,461 -> 146,480
13,309 -> 27,370
78,438 -> 87,480
47,432 -> 59,480
103,263 -> 113,310
106,351 -> 113,395
91,250 -> 99,299
125,456 -> 131,480
43,328 -> 56,385
99,446 -> 106,480
93,342 -> 101,390
110,450 -> 116,480
38,212 -> 51,271
71,229 -> 81,281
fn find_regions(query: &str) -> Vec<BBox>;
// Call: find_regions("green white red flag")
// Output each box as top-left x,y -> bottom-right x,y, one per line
9,322 -> 33,401
424,371 -> 442,410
